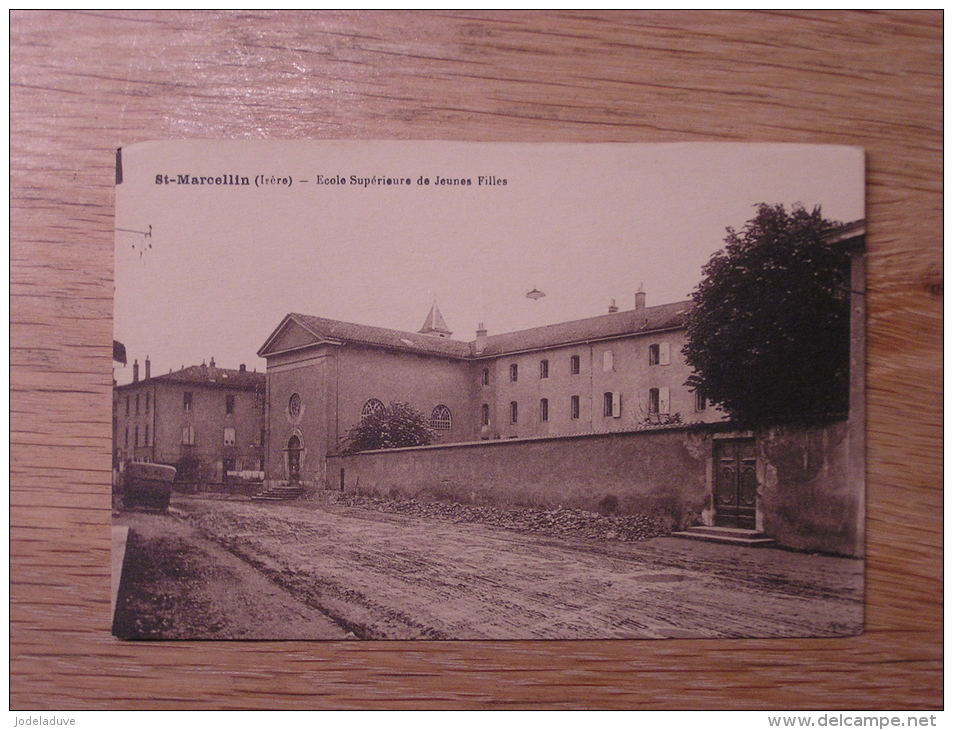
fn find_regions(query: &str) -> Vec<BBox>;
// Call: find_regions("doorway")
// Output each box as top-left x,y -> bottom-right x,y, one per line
287,435 -> 301,482
713,438 -> 757,529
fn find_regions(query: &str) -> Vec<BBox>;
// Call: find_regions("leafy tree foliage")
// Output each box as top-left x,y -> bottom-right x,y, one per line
683,204 -> 852,426
341,401 -> 437,454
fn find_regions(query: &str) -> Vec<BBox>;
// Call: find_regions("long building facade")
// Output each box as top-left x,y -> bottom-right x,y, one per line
257,292 -> 724,490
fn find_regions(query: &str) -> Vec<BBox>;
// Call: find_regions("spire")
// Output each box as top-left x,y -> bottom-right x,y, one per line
418,302 -> 452,337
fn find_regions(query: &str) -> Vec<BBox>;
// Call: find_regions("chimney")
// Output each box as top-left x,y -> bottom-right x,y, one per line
144,356 -> 151,380
608,298 -> 619,313
634,285 -> 646,310
209,356 -> 216,368
475,322 -> 487,354
132,359 -> 139,382
239,363 -> 246,372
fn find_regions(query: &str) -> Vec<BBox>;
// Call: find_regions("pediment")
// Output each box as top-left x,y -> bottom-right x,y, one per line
258,317 -> 323,357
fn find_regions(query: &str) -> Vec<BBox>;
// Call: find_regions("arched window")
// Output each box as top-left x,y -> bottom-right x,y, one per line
430,404 -> 452,430
361,398 -> 385,423
510,401 -> 518,423
481,403 -> 490,426
540,398 -> 549,422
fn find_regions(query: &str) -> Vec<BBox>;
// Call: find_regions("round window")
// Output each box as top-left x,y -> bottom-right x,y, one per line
288,393 -> 301,417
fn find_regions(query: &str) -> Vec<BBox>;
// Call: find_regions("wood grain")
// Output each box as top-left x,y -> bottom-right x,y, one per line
11,10 -> 942,709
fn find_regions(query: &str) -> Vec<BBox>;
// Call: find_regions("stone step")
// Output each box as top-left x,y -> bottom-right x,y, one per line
671,525 -> 775,548
251,486 -> 305,502
683,525 -> 770,538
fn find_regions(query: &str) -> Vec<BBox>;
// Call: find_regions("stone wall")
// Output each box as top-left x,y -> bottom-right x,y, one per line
326,419 -> 862,557
757,420 -> 862,557
329,424 -> 725,531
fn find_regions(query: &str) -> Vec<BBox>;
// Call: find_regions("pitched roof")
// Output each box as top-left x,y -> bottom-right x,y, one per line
287,313 -> 472,359
475,300 -> 690,357
263,301 -> 689,362
116,364 -> 265,390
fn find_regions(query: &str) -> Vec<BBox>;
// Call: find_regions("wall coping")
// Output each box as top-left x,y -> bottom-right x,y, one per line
329,420 -> 743,458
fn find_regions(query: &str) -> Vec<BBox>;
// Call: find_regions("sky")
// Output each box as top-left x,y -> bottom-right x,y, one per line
114,141 -> 864,385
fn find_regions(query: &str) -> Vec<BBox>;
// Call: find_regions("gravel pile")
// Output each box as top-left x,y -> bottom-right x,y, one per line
334,493 -> 669,543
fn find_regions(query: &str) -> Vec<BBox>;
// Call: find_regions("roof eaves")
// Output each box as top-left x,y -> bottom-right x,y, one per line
470,322 -> 687,359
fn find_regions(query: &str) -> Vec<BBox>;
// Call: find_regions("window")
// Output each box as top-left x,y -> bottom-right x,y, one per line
539,360 -> 549,379
124,426 -> 128,448
603,350 -> 614,372
482,368 -> 490,386
134,425 -> 139,447
604,392 -> 622,418
570,395 -> 580,420
288,392 -> 302,417
182,425 -> 195,445
145,393 -> 150,413
184,392 -> 193,412
540,398 -> 549,422
509,363 -> 518,382
649,342 -> 671,366
144,424 -> 150,446
226,394 -> 235,415
430,405 -> 452,431
695,390 -> 707,412
570,355 -> 580,375
510,401 -> 518,423
648,387 -> 670,415
125,396 -> 130,416
224,427 -> 236,446
360,398 -> 384,423
481,403 -> 490,426
135,394 -> 140,415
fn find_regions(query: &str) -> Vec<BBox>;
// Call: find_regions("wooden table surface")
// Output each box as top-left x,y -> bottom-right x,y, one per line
10,10 -> 942,710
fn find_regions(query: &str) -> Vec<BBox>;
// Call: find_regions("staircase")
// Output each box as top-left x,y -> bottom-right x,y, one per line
671,525 -> 775,548
251,483 -> 305,502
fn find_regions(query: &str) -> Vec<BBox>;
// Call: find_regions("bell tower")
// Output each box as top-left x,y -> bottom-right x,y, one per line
418,302 -> 452,338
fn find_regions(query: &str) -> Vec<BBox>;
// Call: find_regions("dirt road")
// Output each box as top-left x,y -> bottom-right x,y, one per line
169,495 -> 863,641
113,511 -> 350,640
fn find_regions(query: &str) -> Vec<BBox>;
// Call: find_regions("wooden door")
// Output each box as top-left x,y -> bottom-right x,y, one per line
714,439 -> 757,529
287,435 -> 301,482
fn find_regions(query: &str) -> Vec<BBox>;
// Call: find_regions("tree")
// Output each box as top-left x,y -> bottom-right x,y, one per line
683,203 -> 852,426
340,401 -> 437,454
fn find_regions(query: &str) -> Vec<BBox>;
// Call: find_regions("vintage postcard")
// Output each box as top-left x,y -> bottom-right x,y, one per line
112,141 -> 865,640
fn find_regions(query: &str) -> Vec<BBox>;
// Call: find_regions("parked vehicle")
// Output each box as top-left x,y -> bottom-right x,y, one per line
122,462 -> 176,511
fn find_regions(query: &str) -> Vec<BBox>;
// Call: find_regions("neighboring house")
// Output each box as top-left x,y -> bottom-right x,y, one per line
256,292 -> 724,489
113,358 -> 265,484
